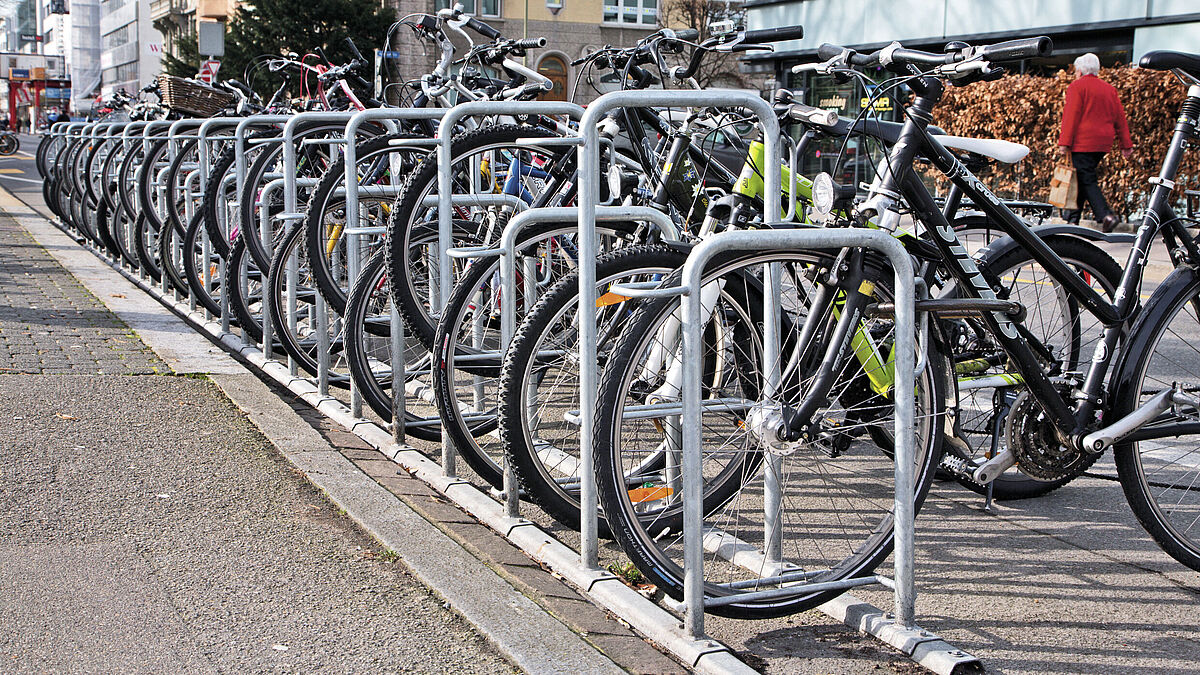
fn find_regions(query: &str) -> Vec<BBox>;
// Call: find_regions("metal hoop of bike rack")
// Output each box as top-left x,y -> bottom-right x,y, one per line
341,108 -> 443,421
572,89 -> 783,572
432,100 -> 584,475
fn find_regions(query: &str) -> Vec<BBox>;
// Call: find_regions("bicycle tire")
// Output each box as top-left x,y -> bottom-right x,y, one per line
1112,266 -> 1200,571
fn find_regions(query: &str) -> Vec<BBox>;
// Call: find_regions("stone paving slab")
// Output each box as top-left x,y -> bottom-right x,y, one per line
0,215 -> 166,375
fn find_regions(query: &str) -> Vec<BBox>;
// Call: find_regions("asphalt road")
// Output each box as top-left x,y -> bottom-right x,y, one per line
0,134 -> 51,219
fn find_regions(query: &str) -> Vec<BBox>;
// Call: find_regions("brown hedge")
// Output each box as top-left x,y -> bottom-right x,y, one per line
926,66 -> 1197,217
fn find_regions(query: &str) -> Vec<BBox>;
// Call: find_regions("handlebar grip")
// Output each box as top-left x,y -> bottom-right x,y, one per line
466,16 -> 501,40
743,25 -> 804,44
515,37 -> 546,49
816,43 -> 845,61
979,36 -> 1052,62
314,46 -> 331,66
343,38 -> 366,62
672,28 -> 699,42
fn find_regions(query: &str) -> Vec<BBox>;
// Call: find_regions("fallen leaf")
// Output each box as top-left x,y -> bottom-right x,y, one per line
55,413 -> 78,420
109,294 -> 125,298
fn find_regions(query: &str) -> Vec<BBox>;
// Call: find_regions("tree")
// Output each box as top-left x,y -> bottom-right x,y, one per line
163,0 -> 395,96
658,0 -> 745,88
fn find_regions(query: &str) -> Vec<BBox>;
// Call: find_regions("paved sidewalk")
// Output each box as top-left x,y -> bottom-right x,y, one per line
0,217 -> 164,374
0,210 -> 516,673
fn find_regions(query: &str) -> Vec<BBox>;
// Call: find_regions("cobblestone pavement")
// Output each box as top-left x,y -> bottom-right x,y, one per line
0,214 -> 165,374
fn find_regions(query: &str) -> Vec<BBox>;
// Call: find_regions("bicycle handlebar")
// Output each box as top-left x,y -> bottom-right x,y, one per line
343,38 -> 366,63
787,103 -> 837,128
744,25 -> 804,44
814,36 -> 1052,71
465,16 -> 501,40
979,36 -> 1052,61
514,37 -> 546,50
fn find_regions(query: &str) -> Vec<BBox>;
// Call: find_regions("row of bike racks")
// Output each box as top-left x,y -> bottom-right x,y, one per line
43,92 -> 980,674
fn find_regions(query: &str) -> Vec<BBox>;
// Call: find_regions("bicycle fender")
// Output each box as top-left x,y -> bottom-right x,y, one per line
1031,223 -> 1135,244
976,227 -> 1131,264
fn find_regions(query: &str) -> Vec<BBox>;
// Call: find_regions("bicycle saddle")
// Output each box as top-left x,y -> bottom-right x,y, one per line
937,135 -> 1030,164
1139,50 -> 1200,79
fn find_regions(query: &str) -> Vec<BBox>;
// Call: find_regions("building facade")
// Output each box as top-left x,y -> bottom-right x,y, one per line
150,0 -> 195,65
42,0 -> 103,113
100,0 -> 162,96
743,0 -> 1200,89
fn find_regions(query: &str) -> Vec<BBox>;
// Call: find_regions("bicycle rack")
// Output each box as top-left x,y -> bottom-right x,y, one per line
32,88 -> 980,674
487,205 -> 680,518
232,115 -> 290,354
433,101 -> 583,475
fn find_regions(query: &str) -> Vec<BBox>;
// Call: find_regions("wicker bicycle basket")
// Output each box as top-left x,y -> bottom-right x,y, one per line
157,74 -> 235,117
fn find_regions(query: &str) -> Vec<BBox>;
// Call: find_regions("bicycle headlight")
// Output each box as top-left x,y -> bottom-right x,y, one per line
608,163 -> 623,201
812,172 -> 836,217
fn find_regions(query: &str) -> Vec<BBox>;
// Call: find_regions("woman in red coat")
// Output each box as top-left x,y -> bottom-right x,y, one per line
1057,52 -> 1133,232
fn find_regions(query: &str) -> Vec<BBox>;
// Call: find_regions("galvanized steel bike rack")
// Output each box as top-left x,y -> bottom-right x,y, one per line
33,88 -> 980,674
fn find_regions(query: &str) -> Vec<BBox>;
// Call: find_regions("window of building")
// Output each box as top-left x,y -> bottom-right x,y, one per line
604,0 -> 656,26
102,24 -> 134,51
434,0 -> 500,18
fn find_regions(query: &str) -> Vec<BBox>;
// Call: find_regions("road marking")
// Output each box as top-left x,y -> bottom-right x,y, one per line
0,175 -> 41,183
0,168 -> 24,173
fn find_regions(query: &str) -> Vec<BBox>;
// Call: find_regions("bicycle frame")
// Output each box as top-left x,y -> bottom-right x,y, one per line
888,76 -> 1200,439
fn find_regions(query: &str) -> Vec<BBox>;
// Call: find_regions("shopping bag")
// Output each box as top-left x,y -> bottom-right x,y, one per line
1048,163 -> 1078,210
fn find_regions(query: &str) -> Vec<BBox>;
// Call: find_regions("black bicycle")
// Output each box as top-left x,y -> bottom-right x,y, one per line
798,39 -> 1200,571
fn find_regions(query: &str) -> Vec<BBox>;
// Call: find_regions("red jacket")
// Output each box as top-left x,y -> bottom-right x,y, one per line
1058,74 -> 1132,153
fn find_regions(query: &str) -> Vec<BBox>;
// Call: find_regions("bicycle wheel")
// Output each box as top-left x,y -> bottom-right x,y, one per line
434,221 -> 641,490
199,144 -> 237,258
225,238 -> 266,343
343,249 -> 441,442
386,124 -> 564,352
304,132 -> 425,316
158,219 -> 190,297
0,133 -> 20,155
945,235 -> 1121,499
265,221 -> 351,387
1112,268 -> 1200,571
133,212 -> 162,283
183,211 -> 223,316
499,243 -> 687,531
594,249 -> 947,619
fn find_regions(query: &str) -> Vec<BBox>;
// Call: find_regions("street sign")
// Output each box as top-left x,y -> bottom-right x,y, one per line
198,21 -> 225,57
197,60 -> 221,84
9,68 -> 29,81
19,34 -> 42,43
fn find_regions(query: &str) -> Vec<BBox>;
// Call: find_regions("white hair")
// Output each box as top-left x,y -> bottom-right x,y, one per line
1074,53 -> 1100,76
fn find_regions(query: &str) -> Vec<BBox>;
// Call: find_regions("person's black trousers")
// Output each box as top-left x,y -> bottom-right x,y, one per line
1065,151 -> 1113,224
